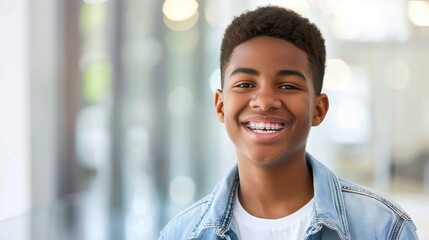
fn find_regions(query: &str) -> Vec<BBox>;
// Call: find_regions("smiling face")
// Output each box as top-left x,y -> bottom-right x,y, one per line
215,36 -> 329,167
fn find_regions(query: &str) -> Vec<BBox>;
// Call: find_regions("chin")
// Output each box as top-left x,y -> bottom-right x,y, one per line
239,146 -> 305,168
241,151 -> 285,167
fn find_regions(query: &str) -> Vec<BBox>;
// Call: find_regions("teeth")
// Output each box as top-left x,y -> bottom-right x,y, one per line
245,121 -> 285,133
252,129 -> 279,134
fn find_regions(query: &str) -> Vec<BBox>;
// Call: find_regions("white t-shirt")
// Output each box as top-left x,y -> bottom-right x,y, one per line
233,192 -> 314,240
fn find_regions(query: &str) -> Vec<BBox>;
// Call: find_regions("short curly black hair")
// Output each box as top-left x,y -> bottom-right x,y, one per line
220,6 -> 326,95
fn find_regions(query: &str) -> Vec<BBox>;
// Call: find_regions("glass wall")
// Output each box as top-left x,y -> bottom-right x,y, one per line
0,0 -> 428,239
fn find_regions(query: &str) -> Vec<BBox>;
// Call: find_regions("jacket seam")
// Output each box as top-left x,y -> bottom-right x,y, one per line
219,177 -> 239,236
389,217 -> 405,240
341,186 -> 412,221
313,219 -> 350,240
328,171 -> 350,237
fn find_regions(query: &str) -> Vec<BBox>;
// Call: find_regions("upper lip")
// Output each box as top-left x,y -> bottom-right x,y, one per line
240,115 -> 289,124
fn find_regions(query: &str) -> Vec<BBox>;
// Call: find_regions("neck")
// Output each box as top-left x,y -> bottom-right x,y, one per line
237,153 -> 313,219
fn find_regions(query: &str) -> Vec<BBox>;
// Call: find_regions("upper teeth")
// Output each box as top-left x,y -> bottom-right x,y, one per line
246,122 -> 284,131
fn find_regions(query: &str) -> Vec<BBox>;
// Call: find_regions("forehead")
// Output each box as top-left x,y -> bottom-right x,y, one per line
226,36 -> 310,78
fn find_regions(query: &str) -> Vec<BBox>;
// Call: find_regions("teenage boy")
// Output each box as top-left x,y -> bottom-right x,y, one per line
160,6 -> 418,240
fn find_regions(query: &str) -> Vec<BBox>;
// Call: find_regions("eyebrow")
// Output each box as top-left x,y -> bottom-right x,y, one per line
230,68 -> 259,77
277,69 -> 307,81
229,67 -> 306,81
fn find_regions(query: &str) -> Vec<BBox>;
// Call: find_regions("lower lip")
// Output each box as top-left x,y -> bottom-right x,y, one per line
243,125 -> 286,142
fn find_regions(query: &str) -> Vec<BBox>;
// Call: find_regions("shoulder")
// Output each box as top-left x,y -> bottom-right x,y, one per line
159,195 -> 211,240
338,178 -> 417,239
338,178 -> 412,220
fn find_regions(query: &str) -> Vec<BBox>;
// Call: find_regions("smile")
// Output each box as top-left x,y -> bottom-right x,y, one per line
244,121 -> 285,134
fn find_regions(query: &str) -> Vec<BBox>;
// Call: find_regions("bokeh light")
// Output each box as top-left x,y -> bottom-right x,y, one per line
204,0 -> 231,28
408,0 -> 429,27
162,0 -> 198,22
324,58 -> 351,91
168,87 -> 194,114
164,11 -> 199,31
79,51 -> 112,103
169,176 -> 195,205
209,68 -> 221,93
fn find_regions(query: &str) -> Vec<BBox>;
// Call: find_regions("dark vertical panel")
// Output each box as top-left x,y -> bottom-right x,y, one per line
56,0 -> 83,239
57,0 -> 83,198
107,0 -> 126,239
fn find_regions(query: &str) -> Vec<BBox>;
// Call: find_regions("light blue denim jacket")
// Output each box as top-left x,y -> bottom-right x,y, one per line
160,154 -> 418,240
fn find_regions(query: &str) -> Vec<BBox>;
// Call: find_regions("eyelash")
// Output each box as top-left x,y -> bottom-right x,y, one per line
235,83 -> 254,88
279,84 -> 298,90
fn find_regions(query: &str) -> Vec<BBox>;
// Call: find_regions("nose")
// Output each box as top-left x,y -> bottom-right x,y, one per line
249,86 -> 281,111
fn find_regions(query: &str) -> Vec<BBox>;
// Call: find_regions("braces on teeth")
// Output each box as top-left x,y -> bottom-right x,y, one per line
245,122 -> 285,133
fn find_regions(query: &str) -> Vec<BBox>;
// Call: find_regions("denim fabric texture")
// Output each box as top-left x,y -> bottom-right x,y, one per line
160,153 -> 418,240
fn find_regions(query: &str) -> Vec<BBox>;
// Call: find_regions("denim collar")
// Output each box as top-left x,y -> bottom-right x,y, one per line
188,153 -> 351,240
308,153 -> 351,240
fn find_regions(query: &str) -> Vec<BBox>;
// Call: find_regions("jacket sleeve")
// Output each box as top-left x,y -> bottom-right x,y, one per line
397,220 -> 419,240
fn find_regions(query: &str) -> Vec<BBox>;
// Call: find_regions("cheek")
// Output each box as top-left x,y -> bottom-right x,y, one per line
224,95 -> 246,116
288,97 -> 314,121
222,97 -> 246,136
223,105 -> 239,130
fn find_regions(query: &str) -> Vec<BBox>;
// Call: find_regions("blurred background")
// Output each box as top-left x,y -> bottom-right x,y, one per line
1,0 -> 429,239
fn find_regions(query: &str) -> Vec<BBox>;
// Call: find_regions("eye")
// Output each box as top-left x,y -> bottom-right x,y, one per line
235,82 -> 255,88
279,84 -> 298,90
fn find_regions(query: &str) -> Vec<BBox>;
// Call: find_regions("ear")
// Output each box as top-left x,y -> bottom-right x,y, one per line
214,89 -> 225,123
312,93 -> 329,126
